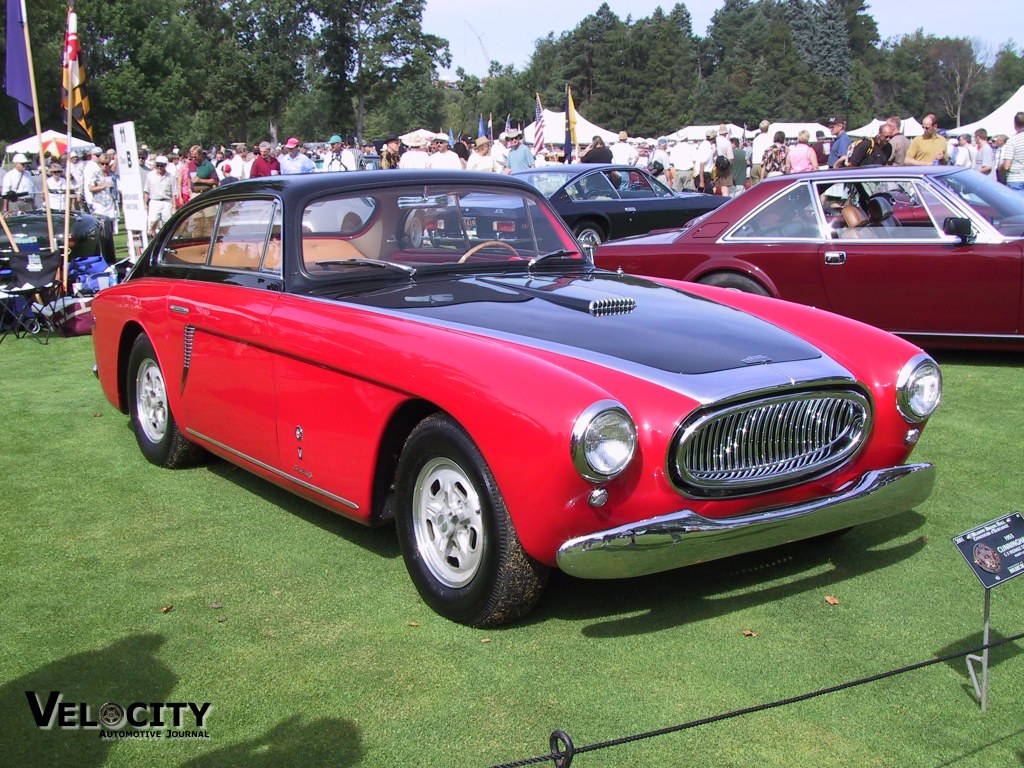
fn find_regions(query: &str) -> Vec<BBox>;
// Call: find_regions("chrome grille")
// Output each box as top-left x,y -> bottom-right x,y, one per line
673,390 -> 870,496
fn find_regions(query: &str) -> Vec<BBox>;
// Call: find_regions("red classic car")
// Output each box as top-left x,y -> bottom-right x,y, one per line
92,171 -> 941,627
595,166 -> 1024,350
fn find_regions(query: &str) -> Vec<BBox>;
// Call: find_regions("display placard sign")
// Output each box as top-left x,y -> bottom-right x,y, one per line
112,121 -> 147,233
953,512 -> 1024,589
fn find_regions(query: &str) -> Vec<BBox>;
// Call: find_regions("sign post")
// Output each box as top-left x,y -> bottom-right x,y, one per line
952,512 -> 1024,711
112,121 -> 147,262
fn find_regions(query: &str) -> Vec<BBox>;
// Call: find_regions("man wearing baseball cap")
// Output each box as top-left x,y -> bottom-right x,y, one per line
2,153 -> 36,213
278,137 -> 315,174
143,156 -> 175,236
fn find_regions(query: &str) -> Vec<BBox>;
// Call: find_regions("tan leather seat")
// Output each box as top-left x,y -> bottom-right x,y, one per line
839,204 -> 875,239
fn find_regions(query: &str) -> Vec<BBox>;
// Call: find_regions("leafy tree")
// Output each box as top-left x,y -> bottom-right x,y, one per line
314,0 -> 450,140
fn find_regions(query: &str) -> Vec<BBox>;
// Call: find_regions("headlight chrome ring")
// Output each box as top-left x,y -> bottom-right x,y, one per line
897,354 -> 942,422
571,400 -> 637,482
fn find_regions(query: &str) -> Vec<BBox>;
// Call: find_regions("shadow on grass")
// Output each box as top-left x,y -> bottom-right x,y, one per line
176,715 -> 363,767
203,460 -> 400,561
936,626 -> 1024,705
929,725 -> 1024,767
927,349 -> 1024,368
531,511 -> 928,637
0,633 -> 175,767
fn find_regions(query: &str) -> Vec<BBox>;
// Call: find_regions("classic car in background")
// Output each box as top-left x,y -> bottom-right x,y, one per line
596,166 -> 1024,349
93,170 -> 941,627
513,164 -> 725,250
1,209 -> 115,262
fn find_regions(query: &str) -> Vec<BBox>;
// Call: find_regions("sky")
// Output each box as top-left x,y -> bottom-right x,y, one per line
422,0 -> 1019,79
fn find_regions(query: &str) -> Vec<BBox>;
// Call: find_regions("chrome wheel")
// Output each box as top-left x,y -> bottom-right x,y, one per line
135,358 -> 169,445
411,457 -> 485,588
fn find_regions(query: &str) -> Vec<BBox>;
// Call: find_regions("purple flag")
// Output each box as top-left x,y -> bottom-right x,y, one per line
5,0 -> 34,124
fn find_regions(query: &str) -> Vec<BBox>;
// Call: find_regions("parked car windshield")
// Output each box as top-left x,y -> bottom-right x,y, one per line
301,184 -> 580,277
934,169 -> 1024,237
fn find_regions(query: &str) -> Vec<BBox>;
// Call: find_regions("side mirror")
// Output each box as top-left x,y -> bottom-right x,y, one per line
943,216 -> 975,245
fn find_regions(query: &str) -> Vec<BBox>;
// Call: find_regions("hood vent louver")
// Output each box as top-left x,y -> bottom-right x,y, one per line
588,297 -> 636,316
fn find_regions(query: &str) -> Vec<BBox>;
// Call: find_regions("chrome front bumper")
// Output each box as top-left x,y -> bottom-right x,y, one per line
556,463 -> 935,579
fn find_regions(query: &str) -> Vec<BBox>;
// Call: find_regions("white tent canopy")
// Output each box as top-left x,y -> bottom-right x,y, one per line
849,117 -> 924,138
525,109 -> 617,147
954,85 -> 1024,137
671,123 -> 751,141
5,129 -> 94,156
762,122 -> 829,140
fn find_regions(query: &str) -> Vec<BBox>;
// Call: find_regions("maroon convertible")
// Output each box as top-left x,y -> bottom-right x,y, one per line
596,166 -> 1024,350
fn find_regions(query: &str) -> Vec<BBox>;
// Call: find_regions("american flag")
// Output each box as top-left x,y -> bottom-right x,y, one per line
532,93 -> 545,156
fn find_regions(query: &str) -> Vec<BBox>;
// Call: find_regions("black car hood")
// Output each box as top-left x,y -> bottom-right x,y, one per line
340,270 -> 821,375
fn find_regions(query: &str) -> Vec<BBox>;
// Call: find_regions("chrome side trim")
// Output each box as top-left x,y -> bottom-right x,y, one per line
557,463 -> 934,579
185,428 -> 360,510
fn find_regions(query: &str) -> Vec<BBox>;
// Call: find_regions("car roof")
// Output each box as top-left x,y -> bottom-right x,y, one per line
192,169 -> 543,204
765,165 -> 962,183
513,164 -> 648,177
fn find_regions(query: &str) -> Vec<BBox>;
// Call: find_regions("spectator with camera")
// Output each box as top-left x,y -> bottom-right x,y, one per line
2,153 -> 36,213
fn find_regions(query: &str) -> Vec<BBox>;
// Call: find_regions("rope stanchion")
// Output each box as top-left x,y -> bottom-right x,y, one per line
488,631 -> 1024,768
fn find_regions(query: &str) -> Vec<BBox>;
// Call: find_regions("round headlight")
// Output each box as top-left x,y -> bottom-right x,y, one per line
897,355 -> 942,422
571,401 -> 637,482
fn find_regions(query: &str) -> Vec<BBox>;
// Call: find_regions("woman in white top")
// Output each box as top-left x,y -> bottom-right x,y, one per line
465,137 -> 498,172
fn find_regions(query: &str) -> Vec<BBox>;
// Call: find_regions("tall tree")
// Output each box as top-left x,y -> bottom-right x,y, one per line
315,0 -> 450,140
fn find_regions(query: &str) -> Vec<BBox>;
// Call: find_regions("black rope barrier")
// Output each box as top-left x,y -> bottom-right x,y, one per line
488,631 -> 1024,768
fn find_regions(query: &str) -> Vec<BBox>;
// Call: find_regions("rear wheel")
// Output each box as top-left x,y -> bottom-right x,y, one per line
698,272 -> 770,296
127,335 -> 204,468
395,414 -> 548,627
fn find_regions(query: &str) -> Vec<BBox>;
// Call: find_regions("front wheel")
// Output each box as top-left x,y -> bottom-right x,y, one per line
395,414 -> 548,627
127,335 -> 204,468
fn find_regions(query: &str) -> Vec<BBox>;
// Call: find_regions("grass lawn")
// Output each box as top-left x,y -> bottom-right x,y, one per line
1,336 -> 1022,767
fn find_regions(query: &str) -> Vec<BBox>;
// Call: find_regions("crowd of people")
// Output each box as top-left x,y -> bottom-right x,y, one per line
5,110 -> 1024,235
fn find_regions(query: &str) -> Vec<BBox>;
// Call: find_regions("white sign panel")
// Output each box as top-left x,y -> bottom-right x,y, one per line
112,121 -> 147,233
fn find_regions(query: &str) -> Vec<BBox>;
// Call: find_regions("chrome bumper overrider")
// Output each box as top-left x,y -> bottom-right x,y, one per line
556,463 -> 935,579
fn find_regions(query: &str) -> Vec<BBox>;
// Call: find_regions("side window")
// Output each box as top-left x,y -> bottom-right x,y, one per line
162,204 -> 218,265
209,199 -> 279,271
612,170 -> 655,197
566,172 -> 617,201
302,196 -> 380,272
732,184 -> 821,239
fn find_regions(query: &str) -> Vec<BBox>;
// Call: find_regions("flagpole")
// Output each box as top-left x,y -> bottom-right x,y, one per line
63,2 -> 76,289
18,0 -> 57,252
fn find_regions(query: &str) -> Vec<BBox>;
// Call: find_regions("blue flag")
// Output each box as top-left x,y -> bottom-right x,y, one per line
5,0 -> 34,124
478,114 -> 485,139
448,127 -> 455,147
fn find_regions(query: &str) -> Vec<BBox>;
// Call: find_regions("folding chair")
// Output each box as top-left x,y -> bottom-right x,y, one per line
0,247 -> 65,344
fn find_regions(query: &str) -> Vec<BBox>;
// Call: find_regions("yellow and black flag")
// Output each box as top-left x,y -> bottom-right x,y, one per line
61,0 -> 93,139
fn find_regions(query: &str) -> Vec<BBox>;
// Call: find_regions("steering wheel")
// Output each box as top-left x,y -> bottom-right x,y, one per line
457,240 -> 519,263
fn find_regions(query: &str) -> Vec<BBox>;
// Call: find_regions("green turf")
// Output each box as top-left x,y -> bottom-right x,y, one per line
1,338 -> 1022,767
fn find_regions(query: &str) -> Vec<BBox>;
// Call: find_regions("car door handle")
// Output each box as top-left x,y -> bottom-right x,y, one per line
624,207 -> 637,212
824,251 -> 846,266
170,304 -> 190,315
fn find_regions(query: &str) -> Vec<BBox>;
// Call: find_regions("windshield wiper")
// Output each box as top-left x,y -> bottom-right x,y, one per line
316,258 -> 416,277
528,249 -> 582,268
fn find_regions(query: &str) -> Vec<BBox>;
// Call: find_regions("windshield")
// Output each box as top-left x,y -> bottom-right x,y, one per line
301,184 -> 582,277
514,170 -> 575,197
934,169 -> 1024,237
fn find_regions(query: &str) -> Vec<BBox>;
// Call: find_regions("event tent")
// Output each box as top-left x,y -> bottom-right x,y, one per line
954,85 -> 1024,137
849,117 -> 924,138
4,129 -> 94,157
671,123 -> 752,141
525,109 -> 617,147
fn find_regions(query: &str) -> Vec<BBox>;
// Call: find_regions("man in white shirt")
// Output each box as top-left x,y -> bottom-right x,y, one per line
610,130 -> 639,165
2,153 -> 36,213
143,155 -> 176,236
426,133 -> 464,169
278,137 -> 316,174
750,120 -> 772,184
668,140 -> 695,191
